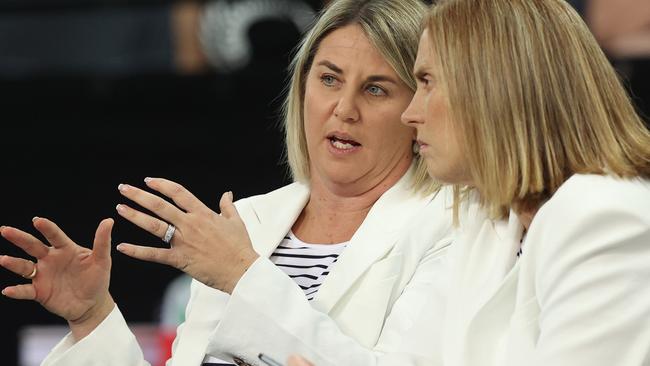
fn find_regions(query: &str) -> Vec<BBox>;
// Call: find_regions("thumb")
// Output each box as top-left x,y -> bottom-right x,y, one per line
93,218 -> 114,261
219,191 -> 240,219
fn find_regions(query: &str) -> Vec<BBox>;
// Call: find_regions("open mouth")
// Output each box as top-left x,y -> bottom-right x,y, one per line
327,134 -> 361,150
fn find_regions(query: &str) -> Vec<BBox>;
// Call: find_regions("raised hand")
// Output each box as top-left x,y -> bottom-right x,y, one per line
115,178 -> 259,294
0,218 -> 115,340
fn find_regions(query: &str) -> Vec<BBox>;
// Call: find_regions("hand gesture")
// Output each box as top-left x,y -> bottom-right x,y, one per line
115,178 -> 259,293
0,218 -> 115,340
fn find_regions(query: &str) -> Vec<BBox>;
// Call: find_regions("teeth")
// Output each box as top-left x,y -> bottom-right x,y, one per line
331,140 -> 355,150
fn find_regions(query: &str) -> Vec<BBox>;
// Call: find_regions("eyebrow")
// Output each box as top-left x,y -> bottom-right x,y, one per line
316,60 -> 343,74
316,60 -> 398,84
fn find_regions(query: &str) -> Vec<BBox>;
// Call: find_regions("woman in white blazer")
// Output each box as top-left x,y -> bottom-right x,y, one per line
398,0 -> 650,365
0,1 -> 453,365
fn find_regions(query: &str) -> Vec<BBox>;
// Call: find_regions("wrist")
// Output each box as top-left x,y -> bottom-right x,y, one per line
68,294 -> 116,342
222,252 -> 259,294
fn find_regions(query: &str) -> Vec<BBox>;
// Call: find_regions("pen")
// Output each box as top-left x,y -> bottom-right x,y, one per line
258,353 -> 285,366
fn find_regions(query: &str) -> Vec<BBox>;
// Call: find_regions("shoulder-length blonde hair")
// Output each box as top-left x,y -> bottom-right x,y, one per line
425,0 -> 650,218
283,0 -> 437,194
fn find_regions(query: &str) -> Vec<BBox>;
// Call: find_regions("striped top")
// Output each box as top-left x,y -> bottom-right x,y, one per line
202,232 -> 347,365
270,231 -> 348,301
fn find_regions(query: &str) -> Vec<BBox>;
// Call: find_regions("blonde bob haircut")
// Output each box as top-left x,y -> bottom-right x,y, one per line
283,0 -> 437,194
425,0 -> 650,218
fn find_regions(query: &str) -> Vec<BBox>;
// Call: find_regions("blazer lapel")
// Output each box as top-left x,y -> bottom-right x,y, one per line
453,208 -> 523,332
172,184 -> 310,365
311,170 -> 434,314
241,182 -> 311,258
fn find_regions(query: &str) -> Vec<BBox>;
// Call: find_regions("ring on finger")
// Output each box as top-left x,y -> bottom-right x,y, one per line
162,223 -> 176,245
24,264 -> 37,279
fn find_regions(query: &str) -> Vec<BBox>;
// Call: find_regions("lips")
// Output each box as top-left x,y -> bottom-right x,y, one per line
327,132 -> 361,151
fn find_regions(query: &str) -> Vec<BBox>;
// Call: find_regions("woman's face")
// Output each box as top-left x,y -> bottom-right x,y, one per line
303,24 -> 415,193
401,31 -> 470,185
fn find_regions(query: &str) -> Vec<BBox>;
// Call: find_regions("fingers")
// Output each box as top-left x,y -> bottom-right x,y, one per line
92,218 -> 114,261
116,204 -> 170,240
287,355 -> 314,366
219,191 -> 239,219
118,184 -> 185,225
33,217 -> 75,249
144,177 -> 209,214
2,284 -> 36,300
116,243 -> 175,267
0,255 -> 37,279
0,225 -> 50,259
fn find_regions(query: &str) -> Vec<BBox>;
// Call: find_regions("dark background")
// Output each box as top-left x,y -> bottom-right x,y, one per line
0,1 -> 320,364
0,1 -> 648,365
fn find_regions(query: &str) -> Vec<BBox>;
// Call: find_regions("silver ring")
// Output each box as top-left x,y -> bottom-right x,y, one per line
162,224 -> 176,244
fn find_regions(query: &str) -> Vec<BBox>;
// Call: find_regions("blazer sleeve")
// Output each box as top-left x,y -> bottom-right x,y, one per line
203,236 -> 451,366
40,305 -> 150,366
529,178 -> 650,366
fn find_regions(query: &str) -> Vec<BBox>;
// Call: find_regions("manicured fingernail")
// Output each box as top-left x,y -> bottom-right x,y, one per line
118,184 -> 129,192
116,244 -> 124,252
32,216 -> 39,222
116,204 -> 126,212
144,177 -> 153,183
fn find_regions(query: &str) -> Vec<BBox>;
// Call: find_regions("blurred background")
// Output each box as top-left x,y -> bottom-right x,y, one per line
0,0 -> 648,365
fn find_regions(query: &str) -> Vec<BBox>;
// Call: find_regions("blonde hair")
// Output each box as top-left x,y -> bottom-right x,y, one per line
283,0 -> 436,194
425,0 -> 650,218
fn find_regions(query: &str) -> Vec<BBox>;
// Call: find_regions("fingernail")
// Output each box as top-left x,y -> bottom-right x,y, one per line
116,204 -> 126,212
144,177 -> 153,183
118,184 -> 129,192
228,191 -> 234,200
116,244 -> 125,252
1,289 -> 6,296
32,216 -> 39,222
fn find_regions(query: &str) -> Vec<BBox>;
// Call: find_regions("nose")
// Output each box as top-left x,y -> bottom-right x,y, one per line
334,90 -> 360,123
401,92 -> 424,126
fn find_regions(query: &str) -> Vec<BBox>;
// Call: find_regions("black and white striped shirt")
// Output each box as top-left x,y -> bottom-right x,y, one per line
202,231 -> 347,365
270,231 -> 347,301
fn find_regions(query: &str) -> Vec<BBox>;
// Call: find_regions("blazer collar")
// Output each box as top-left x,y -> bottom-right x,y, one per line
451,206 -> 524,328
310,167 -> 434,313
244,182 -> 311,258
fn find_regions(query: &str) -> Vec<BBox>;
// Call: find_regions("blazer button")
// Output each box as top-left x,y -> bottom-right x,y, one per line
233,356 -> 252,366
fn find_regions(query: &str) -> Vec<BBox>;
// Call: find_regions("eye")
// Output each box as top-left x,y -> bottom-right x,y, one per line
367,84 -> 387,97
321,74 -> 338,87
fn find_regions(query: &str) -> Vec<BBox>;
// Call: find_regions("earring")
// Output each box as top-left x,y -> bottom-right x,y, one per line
412,141 -> 420,155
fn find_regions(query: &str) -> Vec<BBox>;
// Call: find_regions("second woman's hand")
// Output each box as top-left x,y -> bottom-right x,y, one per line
115,178 -> 259,294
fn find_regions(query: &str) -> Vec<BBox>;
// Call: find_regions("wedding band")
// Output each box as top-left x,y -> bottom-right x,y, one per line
25,264 -> 37,279
163,224 -> 176,244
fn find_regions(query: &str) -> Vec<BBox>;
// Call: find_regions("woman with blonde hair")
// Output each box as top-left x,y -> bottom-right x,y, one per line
288,0 -> 650,365
401,0 -> 650,365
0,0 -> 453,365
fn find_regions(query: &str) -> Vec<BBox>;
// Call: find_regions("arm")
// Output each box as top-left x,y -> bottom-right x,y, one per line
206,238 -> 450,366
530,179 -> 650,365
0,218 -> 150,366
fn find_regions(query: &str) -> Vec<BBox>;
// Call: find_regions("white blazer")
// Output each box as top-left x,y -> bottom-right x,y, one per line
42,170 -> 454,366
442,174 -> 650,366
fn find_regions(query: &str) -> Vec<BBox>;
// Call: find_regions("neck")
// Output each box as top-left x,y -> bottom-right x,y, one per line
293,160 -> 411,244
517,206 -> 539,232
